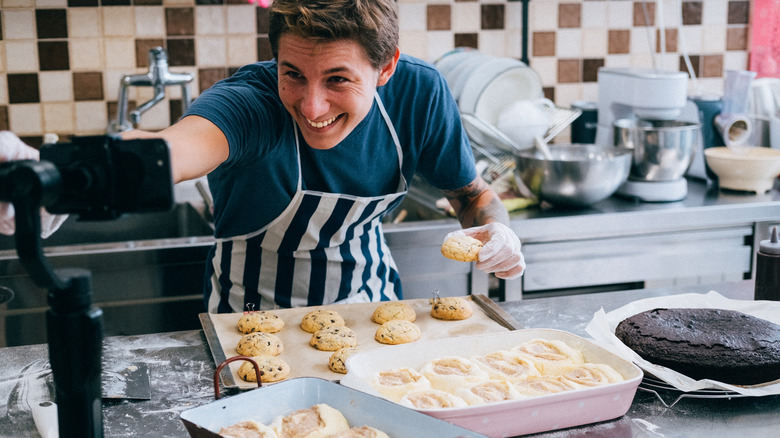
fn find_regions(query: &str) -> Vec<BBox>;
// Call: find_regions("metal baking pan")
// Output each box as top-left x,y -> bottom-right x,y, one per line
180,377 -> 487,438
341,329 -> 643,438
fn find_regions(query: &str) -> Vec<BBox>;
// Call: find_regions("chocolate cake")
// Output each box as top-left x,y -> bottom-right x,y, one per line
615,308 -> 780,385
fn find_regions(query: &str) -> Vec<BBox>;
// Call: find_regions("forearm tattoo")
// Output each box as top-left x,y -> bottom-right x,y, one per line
443,177 -> 509,228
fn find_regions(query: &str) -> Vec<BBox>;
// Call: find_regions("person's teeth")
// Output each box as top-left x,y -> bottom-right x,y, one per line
307,116 -> 336,128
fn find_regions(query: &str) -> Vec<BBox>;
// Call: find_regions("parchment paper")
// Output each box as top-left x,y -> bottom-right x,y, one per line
585,290 -> 780,396
205,297 -> 512,389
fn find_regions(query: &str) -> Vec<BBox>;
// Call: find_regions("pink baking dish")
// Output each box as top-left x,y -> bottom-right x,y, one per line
340,328 -> 643,438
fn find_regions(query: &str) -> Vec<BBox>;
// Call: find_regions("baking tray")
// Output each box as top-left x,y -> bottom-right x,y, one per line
200,295 -> 521,389
340,328 -> 643,438
180,377 -> 488,438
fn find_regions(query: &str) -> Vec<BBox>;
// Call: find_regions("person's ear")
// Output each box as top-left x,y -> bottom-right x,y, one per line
377,48 -> 401,86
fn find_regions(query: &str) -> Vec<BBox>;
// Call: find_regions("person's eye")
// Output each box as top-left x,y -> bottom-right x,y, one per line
284,71 -> 303,80
328,76 -> 348,84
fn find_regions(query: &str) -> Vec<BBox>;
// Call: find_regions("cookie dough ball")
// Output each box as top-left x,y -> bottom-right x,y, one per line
237,355 -> 291,383
374,320 -> 421,345
219,420 -> 279,438
328,347 -> 359,374
441,234 -> 483,262
370,367 -> 432,402
371,302 -> 417,324
236,332 -> 284,357
310,326 -> 358,351
398,388 -> 469,410
300,309 -> 346,333
430,296 -> 473,320
270,403 -> 349,438
326,426 -> 390,438
237,311 -> 285,334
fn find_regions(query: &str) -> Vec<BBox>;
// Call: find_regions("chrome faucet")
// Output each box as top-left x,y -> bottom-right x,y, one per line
108,47 -> 193,133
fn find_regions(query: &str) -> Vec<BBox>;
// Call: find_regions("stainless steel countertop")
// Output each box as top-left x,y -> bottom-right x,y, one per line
1,280 -> 779,437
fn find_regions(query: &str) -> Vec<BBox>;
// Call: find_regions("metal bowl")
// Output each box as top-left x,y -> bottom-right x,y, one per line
514,144 -> 632,208
613,118 -> 700,181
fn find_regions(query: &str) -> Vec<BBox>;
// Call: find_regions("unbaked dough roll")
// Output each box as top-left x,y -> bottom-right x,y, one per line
512,376 -> 578,397
369,367 -> 432,402
511,339 -> 585,375
398,388 -> 469,410
454,379 -> 523,406
270,404 -> 349,438
470,350 -> 542,382
419,356 -> 490,394
557,363 -> 624,388
219,420 -> 279,438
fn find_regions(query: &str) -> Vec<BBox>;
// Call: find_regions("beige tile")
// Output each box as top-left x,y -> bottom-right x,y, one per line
9,104 -> 42,135
164,0 -> 194,6
1,0 -> 35,9
39,71 -> 74,102
556,29 -> 582,58
581,28 -> 607,58
701,25 -> 727,53
702,0 -> 728,24
103,7 -> 136,37
35,0 -> 67,7
478,31 -> 508,57
196,5 -> 226,35
5,41 -> 39,72
723,51 -> 749,72
581,1 -> 607,28
426,32 -> 454,62
104,38 -> 137,70
532,1 -> 558,31
679,25 -> 703,53
629,27 -> 655,55
196,35 -> 227,67
75,101 -> 108,134
136,7 -> 166,38
0,73 -> 8,106
528,57 -> 556,87
606,1 -> 632,28
226,5 -> 257,35
134,96 -> 170,131
42,102 -> 75,132
3,10 -> 36,40
399,3 -> 427,31
70,39 -> 104,71
69,9 -> 102,38
227,35 -> 257,67
451,3 -> 479,32
0,43 -> 5,77
103,70 -> 131,102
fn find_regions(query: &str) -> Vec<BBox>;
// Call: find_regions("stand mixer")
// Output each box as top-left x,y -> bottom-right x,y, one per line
596,67 -> 699,202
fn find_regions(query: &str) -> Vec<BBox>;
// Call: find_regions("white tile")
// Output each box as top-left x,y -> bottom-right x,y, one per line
581,28 -> 607,58
35,0 -> 67,7
399,30 -> 428,61
70,39 -> 104,71
226,5 -> 256,35
227,36 -> 257,67
196,36 -> 227,67
531,1 -> 558,31
3,10 -> 36,40
478,31 -> 510,58
196,5 -> 226,35
581,1 -> 607,28
504,29 -> 522,60
75,101 -> 108,134
398,3 -> 426,32
9,104 -> 42,135
630,54 -> 658,70
0,43 -> 5,79
104,38 -> 137,70
134,97 -> 170,131
678,25 -> 703,54
603,54 -> 632,69
702,0 -> 728,25
0,73 -> 8,106
2,0 -> 35,7
452,2 -> 480,33
554,83 -> 585,109
607,1 -> 633,29
529,57 -> 557,87
724,51 -> 749,72
102,7 -> 136,37
425,32 -> 454,64
5,41 -> 39,72
654,53 -> 679,73
162,66 -> 196,99
69,9 -> 102,38
657,0 -> 681,28
556,29 -> 582,58
39,71 -> 73,102
701,25 -> 727,54
135,7 -> 166,38
580,82 -> 599,103
629,27 -> 657,58
42,102 -> 75,133
103,70 -> 131,102
164,0 -> 195,6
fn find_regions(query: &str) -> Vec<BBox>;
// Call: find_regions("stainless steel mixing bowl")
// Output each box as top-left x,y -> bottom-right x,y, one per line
514,144 -> 633,208
613,118 -> 700,181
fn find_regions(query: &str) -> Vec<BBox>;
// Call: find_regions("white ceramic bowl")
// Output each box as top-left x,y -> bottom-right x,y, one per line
704,146 -> 780,193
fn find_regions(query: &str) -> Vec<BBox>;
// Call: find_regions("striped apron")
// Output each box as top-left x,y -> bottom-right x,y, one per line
206,93 -> 407,312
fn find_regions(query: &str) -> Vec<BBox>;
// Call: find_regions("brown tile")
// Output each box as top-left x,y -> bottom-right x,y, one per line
427,5 -> 451,31
680,55 -> 700,78
726,27 -> 748,51
481,4 -> 505,30
101,0 -> 131,5
226,0 -> 247,4
583,58 -> 604,83
557,59 -> 580,83
633,1 -> 655,26
134,0 -> 162,5
533,31 -> 555,57
558,3 -> 581,29
682,1 -> 703,25
701,55 -> 723,78
542,87 -> 555,103
136,39 -> 166,69
36,9 -> 68,39
8,74 -> 40,104
196,0 -> 222,4
657,28 -> 678,52
170,99 -> 184,123
228,67 -> 241,76
166,8 -> 195,37
20,136 -> 44,149
0,106 -> 8,131
39,41 -> 70,71
166,38 -> 196,66
73,72 -> 104,101
108,100 -> 137,125
728,0 -> 750,24
1,13 -> 3,41
258,36 -> 273,61
608,30 -> 630,54
199,67 -> 229,92
67,0 -> 98,6
454,33 -> 478,49
257,5 -> 269,34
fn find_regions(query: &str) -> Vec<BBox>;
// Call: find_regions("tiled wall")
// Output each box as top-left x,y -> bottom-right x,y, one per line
0,0 -> 752,146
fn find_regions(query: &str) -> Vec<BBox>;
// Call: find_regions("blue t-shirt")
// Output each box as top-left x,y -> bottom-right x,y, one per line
184,54 -> 476,238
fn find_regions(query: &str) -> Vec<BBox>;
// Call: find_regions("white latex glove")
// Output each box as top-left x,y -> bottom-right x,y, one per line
0,131 -> 68,237
444,222 -> 526,280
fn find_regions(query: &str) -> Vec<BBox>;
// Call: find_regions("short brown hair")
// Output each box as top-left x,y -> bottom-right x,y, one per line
268,0 -> 399,70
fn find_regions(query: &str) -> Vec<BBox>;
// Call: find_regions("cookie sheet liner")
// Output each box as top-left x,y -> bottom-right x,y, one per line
340,329 -> 643,438
585,290 -> 780,396
200,295 -> 519,389
180,377 -> 488,438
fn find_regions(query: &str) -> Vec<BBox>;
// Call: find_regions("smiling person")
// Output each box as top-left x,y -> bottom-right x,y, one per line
125,0 -> 525,312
